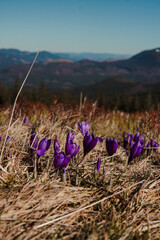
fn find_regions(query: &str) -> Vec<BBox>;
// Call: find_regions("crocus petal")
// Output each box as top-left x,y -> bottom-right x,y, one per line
123,137 -> 128,149
128,146 -> 138,164
135,146 -> 144,157
67,132 -> 75,142
84,137 -> 98,156
38,138 -> 47,151
24,116 -> 29,124
78,121 -> 89,136
36,149 -> 45,156
54,138 -> 60,154
96,157 -> 101,171
83,132 -> 92,146
65,141 -> 76,156
128,133 -> 133,144
106,139 -> 113,156
133,132 -> 140,142
139,136 -> 143,141
147,139 -> 159,153
6,136 -> 10,141
54,152 -> 65,169
61,155 -> 71,168
106,138 -> 118,156
30,133 -> 39,149
128,141 -> 142,164
123,131 -> 126,138
72,144 -> 80,157
112,138 -> 118,154
46,139 -> 51,151
97,137 -> 103,143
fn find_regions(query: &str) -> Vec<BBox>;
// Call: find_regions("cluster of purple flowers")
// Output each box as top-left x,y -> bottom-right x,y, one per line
78,121 -> 103,157
146,139 -> 159,154
29,119 -> 159,179
30,133 -> 51,157
53,132 -> 80,170
123,131 -> 159,164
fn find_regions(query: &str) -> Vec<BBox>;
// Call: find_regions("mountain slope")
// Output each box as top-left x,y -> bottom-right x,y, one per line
0,48 -> 160,90
0,49 -> 130,68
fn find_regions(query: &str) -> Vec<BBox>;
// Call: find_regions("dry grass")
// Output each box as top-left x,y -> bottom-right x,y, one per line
0,102 -> 160,239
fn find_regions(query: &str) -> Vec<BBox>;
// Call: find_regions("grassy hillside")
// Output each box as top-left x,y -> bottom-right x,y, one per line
0,101 -> 159,239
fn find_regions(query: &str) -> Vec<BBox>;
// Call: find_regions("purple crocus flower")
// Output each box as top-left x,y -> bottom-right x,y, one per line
65,141 -> 80,157
36,137 -> 51,156
78,121 -> 89,136
53,152 -> 71,170
24,116 -> 29,124
146,139 -> 159,154
133,132 -> 140,142
65,132 -> 80,158
30,133 -> 39,149
67,132 -> 75,142
23,116 -> 32,126
123,131 -> 126,138
54,138 -> 60,155
127,133 -> 133,144
6,136 -> 10,142
0,136 -> 2,141
106,137 -> 118,156
128,140 -> 144,164
123,133 -> 133,149
83,132 -> 103,156
95,157 -> 101,172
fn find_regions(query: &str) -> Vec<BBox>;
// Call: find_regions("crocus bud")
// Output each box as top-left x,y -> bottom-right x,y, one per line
65,141 -> 80,158
24,116 -> 29,124
53,152 -> 71,170
128,140 -> 144,164
95,157 -> 101,172
83,132 -> 102,156
30,133 -> 39,149
133,132 -> 140,142
36,138 -> 51,156
66,132 -> 75,142
54,138 -> 60,155
78,121 -> 89,136
106,137 -> 118,156
146,139 -> 159,154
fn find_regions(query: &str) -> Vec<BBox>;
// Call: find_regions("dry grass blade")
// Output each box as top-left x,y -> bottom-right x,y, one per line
0,51 -> 39,166
34,179 -> 145,229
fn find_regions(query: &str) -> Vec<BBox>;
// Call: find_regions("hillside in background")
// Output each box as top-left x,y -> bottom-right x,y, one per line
0,48 -> 130,68
0,48 -> 160,88
0,47 -> 160,111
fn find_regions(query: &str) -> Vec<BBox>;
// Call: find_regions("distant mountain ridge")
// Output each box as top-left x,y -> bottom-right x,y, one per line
0,48 -> 130,68
1,47 -> 160,111
0,47 -> 160,92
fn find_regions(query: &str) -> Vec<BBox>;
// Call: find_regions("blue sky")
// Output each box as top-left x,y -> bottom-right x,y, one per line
0,0 -> 160,54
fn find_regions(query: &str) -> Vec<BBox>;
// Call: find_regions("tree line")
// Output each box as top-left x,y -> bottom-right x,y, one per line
0,78 -> 159,112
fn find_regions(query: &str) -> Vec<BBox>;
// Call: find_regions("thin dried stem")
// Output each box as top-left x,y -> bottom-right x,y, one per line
34,179 -> 145,229
0,51 -> 39,165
